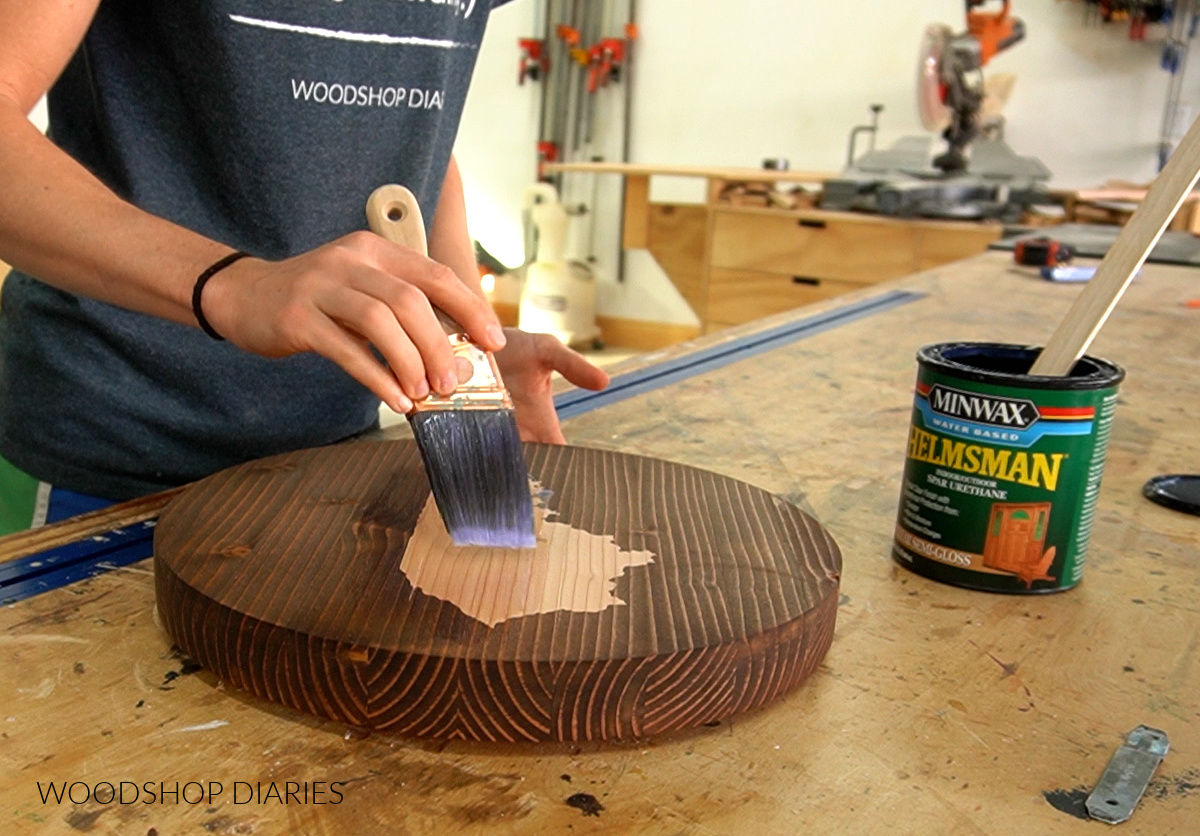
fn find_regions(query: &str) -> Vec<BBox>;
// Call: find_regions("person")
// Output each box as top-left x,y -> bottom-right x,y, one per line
0,0 -> 609,535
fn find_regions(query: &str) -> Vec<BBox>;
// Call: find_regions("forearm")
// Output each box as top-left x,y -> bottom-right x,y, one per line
428,155 -> 484,298
0,100 -> 232,327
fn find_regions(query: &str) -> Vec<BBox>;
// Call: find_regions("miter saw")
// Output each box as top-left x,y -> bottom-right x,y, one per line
822,0 -> 1051,221
919,0 -> 1025,174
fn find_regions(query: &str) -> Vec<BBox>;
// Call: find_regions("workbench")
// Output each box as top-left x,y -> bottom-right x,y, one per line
544,162 -> 1002,334
3,251 -> 1198,834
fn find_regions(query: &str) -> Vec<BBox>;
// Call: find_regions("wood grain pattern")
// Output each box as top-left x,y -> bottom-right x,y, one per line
594,315 -> 702,350
913,222 -> 1003,271
646,203 -> 709,318
153,441 -> 841,742
706,268 -> 870,327
622,173 -> 651,249
11,253 -> 1200,835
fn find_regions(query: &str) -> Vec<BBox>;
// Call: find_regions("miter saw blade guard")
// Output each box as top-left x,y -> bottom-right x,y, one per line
918,1 -> 1026,174
918,23 -> 954,133
825,1 -> 1045,219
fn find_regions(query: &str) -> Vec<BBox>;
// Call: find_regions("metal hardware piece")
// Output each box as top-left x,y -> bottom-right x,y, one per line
1085,725 -> 1169,824
408,334 -> 514,413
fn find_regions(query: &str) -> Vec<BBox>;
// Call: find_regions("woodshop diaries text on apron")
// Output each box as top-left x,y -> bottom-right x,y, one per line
893,343 -> 1124,594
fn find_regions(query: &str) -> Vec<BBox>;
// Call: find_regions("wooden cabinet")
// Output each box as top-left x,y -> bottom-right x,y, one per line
543,163 -> 1004,335
709,209 -> 919,281
704,269 -> 868,332
649,204 -> 1002,333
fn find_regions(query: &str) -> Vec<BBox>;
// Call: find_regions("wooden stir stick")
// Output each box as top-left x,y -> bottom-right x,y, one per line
1030,115 -> 1200,376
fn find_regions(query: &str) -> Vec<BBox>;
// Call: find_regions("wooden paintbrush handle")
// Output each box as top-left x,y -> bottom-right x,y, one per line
366,183 -> 427,252
1030,115 -> 1200,375
365,184 -> 460,335
366,184 -> 507,397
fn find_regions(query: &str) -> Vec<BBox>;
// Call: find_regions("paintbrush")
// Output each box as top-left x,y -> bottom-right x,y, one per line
366,184 -> 535,549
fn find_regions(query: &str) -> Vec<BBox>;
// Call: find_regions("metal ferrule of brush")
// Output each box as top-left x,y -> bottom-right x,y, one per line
406,332 -> 535,550
408,334 -> 515,412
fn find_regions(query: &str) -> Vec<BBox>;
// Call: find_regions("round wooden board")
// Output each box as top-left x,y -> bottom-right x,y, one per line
154,441 -> 841,742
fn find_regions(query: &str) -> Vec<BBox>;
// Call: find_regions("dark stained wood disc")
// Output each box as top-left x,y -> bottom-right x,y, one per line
154,441 -> 841,742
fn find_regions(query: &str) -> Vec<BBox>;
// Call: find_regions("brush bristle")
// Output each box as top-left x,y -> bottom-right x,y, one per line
408,408 -> 536,549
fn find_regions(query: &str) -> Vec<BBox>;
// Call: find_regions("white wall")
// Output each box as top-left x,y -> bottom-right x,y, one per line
455,0 -> 544,271
626,0 -> 1192,202
456,1 -> 1200,328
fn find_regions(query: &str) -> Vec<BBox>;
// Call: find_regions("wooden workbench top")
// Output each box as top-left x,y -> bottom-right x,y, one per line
3,252 -> 1199,834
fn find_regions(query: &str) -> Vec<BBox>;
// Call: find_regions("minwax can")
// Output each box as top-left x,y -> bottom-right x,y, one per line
893,342 -> 1124,594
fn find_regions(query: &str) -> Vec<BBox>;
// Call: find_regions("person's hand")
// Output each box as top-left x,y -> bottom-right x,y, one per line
199,233 -> 506,413
494,328 -> 609,444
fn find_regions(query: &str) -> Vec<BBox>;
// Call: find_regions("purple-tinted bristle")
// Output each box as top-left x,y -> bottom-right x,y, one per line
449,527 -> 538,549
409,408 -> 536,550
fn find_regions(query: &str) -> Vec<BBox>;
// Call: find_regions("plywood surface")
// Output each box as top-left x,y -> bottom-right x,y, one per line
709,210 -> 920,282
914,223 -> 1003,271
706,268 -> 870,327
2,252 -> 1200,834
153,442 -> 840,742
645,203 -> 709,318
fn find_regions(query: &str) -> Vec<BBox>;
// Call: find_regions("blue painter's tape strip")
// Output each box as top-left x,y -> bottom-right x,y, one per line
1,290 -> 922,604
554,290 -> 925,420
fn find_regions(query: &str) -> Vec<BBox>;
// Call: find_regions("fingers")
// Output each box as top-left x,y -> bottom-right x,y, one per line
513,398 -> 567,444
537,337 -> 610,392
306,316 -> 414,414
374,241 -> 506,353
329,272 -> 458,397
496,331 -> 602,445
212,234 -> 512,407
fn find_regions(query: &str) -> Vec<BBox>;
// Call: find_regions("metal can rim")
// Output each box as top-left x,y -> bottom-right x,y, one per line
917,342 -> 1125,391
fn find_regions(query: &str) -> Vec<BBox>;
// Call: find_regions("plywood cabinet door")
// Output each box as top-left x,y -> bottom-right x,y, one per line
709,210 -> 918,282
706,268 -> 870,328
915,224 -> 1003,271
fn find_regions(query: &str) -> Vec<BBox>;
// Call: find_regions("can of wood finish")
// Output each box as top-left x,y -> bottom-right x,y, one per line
893,342 -> 1124,593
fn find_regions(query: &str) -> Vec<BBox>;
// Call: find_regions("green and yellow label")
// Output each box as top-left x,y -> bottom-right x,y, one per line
893,369 -> 1119,593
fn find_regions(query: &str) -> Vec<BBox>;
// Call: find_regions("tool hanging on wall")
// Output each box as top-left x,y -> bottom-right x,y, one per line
1075,1 -> 1160,24
520,0 -> 636,279
587,36 -> 628,93
518,38 -> 548,84
524,2 -> 636,178
1158,0 -> 1199,169
1064,0 -> 1196,171
581,27 -> 636,149
1071,1 -> 1176,37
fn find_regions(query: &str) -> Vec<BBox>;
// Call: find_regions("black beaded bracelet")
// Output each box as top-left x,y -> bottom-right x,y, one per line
191,250 -> 249,341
